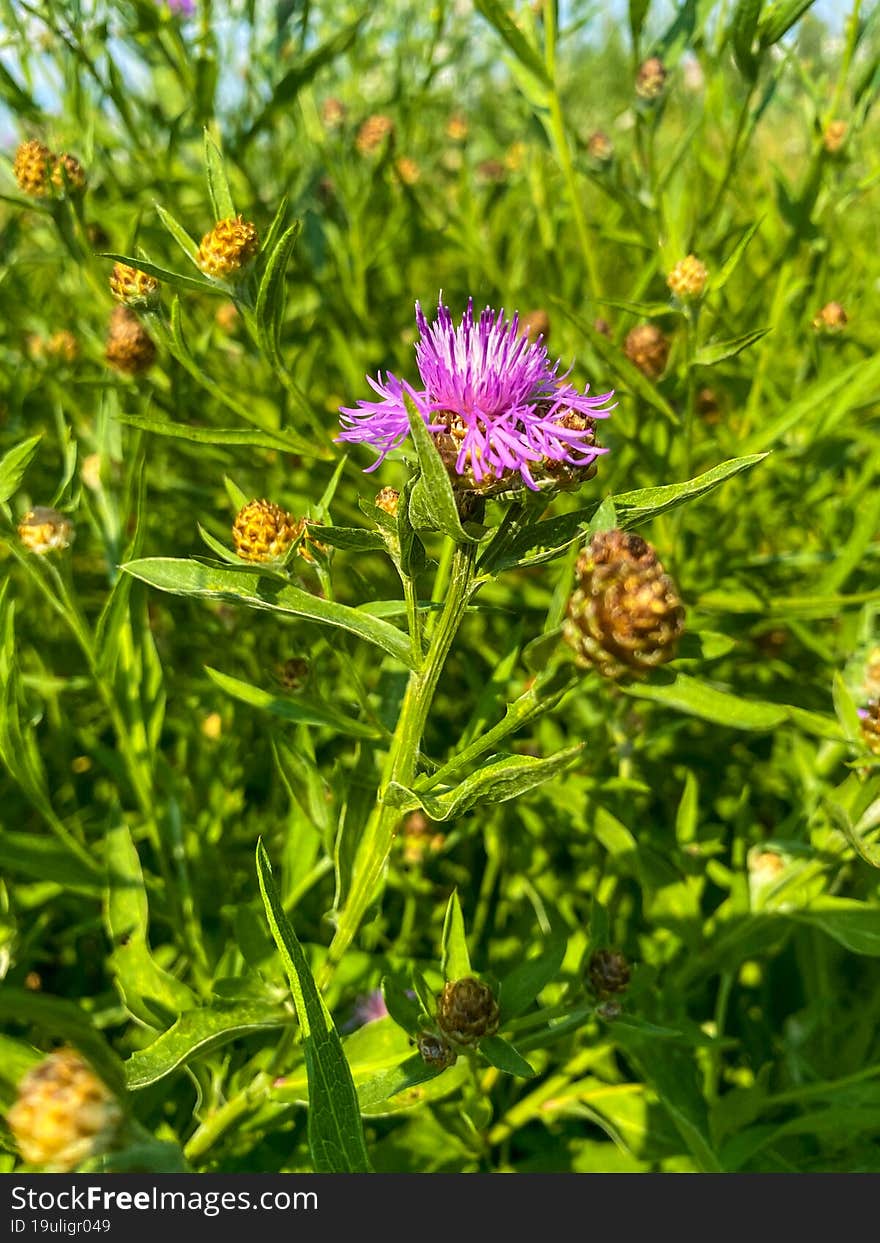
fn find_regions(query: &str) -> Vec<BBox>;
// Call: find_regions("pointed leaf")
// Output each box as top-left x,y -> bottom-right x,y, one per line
441,891 -> 472,981
256,841 -> 372,1172
499,928 -> 567,1021
204,129 -> 235,220
121,558 -> 417,669
480,1034 -> 536,1078
125,1002 -> 288,1088
405,392 -> 478,543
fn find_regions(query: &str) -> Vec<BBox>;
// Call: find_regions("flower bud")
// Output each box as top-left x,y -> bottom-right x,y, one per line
586,130 -> 614,164
394,156 -> 421,186
586,948 -> 631,999
215,301 -> 239,334
13,139 -> 53,198
667,254 -> 708,301
861,700 -> 880,756
697,386 -> 721,424
321,97 -> 346,130
437,978 -> 500,1045
277,657 -> 309,692
232,499 -> 298,563
355,114 -> 394,156
197,216 -> 259,280
105,305 -> 157,375
375,486 -> 400,516
823,119 -> 847,155
51,153 -> 86,196
109,261 -> 159,307
812,301 -> 847,333
17,507 -> 74,555
520,309 -> 550,341
7,1048 -> 123,1171
446,114 -> 468,143
563,529 -> 685,678
45,330 -> 78,364
417,1031 -> 458,1070
636,56 -> 667,100
623,323 -> 670,379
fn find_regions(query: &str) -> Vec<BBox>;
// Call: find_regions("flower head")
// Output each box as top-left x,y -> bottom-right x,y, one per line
437,977 -> 500,1045
7,1048 -> 123,1171
18,507 -> 73,555
197,216 -> 259,280
339,297 -> 614,491
13,139 -> 53,197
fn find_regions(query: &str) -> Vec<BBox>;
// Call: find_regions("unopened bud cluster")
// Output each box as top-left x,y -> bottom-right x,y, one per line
586,130 -> 614,164
232,499 -> 298,563
374,486 -> 400,516
105,306 -> 156,375
624,323 -> 670,380
13,140 -> 86,199
7,1048 -> 123,1171
356,114 -> 394,156
563,529 -> 685,679
416,1031 -> 458,1070
18,507 -> 73,555
636,57 -> 667,101
812,301 -> 847,333
197,216 -> 259,280
586,949 -> 631,1000
436,977 -> 500,1046
109,262 -> 159,308
667,254 -> 708,301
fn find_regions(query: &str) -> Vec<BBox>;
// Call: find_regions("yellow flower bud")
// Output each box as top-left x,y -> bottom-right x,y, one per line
667,254 -> 708,301
17,507 -> 74,555
232,499 -> 299,563
13,140 -> 53,198
109,262 -> 159,307
197,216 -> 259,280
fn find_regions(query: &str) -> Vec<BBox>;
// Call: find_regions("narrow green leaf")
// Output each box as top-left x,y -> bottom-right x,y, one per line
105,819 -> 196,1028
125,1002 -> 289,1088
405,392 -> 478,543
205,665 -> 378,739
625,672 -> 787,731
115,413 -> 314,456
0,831 -> 101,893
357,1055 -> 469,1115
255,220 -> 302,364
317,526 -> 386,552
121,557 -> 417,669
387,745 -> 583,821
711,218 -> 763,293
155,205 -> 200,266
759,0 -> 816,46
473,0 -> 551,86
731,0 -> 764,79
441,891 -> 472,981
613,454 -> 768,525
203,129 -> 235,219
0,435 -> 41,508
99,252 -> 217,295
499,929 -> 567,1021
256,841 -> 372,1173
480,1034 -> 536,1077
794,899 -> 880,957
693,327 -> 770,367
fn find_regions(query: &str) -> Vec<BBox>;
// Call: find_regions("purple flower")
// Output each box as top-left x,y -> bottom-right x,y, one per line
164,0 -> 195,15
343,989 -> 389,1032
338,297 -> 615,491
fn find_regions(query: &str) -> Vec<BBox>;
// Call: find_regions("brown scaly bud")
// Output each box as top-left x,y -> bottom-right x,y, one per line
563,529 -> 685,679
536,411 -> 601,491
375,486 -> 400,516
7,1048 -> 123,1171
861,700 -> 880,756
586,130 -> 614,164
812,301 -> 848,333
17,507 -> 74,555
416,1031 -> 458,1070
45,330 -> 78,364
355,114 -> 394,156
667,254 -> 708,301
697,386 -> 722,425
105,305 -> 157,375
520,309 -> 550,341
197,216 -> 259,280
624,323 -> 670,379
109,261 -> 159,307
13,139 -> 53,198
437,978 -> 500,1046
587,948 -> 631,999
823,119 -> 847,155
636,56 -> 667,100
277,657 -> 309,692
51,153 -> 86,195
321,97 -> 347,130
394,156 -> 421,186
593,317 -> 612,338
232,499 -> 299,563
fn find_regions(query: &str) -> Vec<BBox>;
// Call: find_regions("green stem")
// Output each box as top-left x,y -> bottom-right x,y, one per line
318,541 -> 476,988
